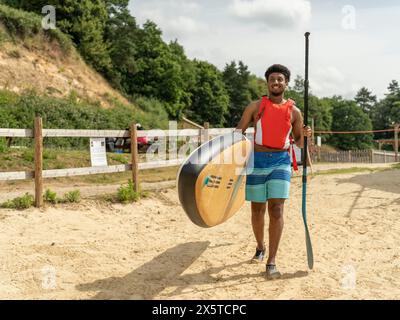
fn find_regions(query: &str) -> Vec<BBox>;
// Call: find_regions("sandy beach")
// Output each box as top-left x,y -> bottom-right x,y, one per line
0,164 -> 399,300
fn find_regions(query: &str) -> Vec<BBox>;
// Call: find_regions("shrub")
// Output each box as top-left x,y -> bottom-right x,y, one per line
44,189 -> 57,204
1,193 -> 34,209
63,190 -> 81,203
117,180 -> 139,203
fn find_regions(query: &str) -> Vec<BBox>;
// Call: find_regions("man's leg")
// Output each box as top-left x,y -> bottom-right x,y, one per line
251,201 -> 267,251
267,198 -> 285,266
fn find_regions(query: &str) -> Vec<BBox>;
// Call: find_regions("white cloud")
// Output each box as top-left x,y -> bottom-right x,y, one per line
310,66 -> 360,99
166,16 -> 207,35
230,0 -> 312,29
132,0 -> 205,39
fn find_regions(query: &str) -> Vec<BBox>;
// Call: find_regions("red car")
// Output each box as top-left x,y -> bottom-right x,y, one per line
105,125 -> 152,153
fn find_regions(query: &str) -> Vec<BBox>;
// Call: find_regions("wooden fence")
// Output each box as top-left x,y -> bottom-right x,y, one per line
1,118 -> 399,207
0,118 -> 254,207
313,150 -> 398,164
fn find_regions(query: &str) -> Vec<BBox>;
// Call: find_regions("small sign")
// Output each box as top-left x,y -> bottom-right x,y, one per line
317,136 -> 322,147
90,138 -> 107,167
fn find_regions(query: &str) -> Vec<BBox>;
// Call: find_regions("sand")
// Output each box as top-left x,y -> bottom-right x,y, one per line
0,164 -> 399,300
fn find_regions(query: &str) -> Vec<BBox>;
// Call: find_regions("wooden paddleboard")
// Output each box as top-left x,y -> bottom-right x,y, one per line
177,132 -> 252,228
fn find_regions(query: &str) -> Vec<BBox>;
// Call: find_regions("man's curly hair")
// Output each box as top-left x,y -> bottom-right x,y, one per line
265,64 -> 291,83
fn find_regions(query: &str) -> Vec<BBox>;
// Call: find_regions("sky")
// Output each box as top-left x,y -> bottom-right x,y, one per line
128,0 -> 400,99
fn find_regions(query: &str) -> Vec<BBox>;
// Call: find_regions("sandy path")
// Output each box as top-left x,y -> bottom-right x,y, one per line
0,166 -> 399,299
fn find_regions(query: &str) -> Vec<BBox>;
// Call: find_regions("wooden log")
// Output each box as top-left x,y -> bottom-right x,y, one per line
34,117 -> 43,208
395,124 -> 399,162
131,123 -> 139,193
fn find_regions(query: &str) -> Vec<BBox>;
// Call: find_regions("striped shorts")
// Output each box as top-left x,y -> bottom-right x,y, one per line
245,151 -> 292,202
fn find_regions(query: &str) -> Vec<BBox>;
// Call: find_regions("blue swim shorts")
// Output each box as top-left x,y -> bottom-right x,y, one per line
245,151 -> 291,202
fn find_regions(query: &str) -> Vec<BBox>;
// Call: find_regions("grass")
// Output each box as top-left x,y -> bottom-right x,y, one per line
392,163 -> 400,170
314,167 -> 380,176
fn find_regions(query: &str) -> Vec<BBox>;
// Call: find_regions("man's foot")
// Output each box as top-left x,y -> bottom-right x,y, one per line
266,264 -> 281,280
251,247 -> 266,264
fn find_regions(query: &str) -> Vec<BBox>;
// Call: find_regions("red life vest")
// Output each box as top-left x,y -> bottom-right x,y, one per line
254,96 -> 298,171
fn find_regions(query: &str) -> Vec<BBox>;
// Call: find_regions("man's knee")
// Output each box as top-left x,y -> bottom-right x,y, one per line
269,202 -> 284,220
251,203 -> 266,215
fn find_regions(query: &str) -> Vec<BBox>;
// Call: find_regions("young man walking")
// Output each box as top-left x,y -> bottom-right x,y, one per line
236,64 -> 311,279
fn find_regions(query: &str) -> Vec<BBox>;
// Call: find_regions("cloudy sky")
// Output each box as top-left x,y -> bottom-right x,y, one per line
128,0 -> 400,99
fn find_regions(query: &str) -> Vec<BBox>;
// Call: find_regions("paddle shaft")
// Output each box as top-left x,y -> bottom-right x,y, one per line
302,32 -> 314,270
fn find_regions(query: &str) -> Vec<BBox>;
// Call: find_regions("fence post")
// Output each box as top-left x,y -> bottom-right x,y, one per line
34,117 -> 43,208
203,122 -> 209,142
130,123 -> 139,193
197,128 -> 201,147
395,124 -> 399,162
370,149 -> 374,163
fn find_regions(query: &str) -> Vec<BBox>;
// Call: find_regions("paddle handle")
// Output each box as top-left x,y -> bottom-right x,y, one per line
302,32 -> 310,180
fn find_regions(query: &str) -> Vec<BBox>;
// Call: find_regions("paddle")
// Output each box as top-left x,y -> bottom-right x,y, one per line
302,32 -> 314,270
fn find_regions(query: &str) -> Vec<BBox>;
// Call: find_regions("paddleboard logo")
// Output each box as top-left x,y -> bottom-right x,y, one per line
203,175 -> 221,188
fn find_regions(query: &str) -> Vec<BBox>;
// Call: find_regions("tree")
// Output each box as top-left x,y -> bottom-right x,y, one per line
370,80 -> 400,141
103,0 -> 138,90
286,76 -> 332,133
328,97 -> 373,150
248,75 -> 266,100
354,87 -> 377,115
223,61 -> 252,127
186,60 -> 229,127
129,21 -> 194,118
58,0 -> 112,74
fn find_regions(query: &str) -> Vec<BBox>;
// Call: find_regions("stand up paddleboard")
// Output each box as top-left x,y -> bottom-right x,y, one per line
177,132 -> 252,228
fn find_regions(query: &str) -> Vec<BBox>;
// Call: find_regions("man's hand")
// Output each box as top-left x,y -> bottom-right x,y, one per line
303,125 -> 312,138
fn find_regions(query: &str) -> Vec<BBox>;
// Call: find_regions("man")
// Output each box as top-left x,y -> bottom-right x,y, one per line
235,64 -> 312,279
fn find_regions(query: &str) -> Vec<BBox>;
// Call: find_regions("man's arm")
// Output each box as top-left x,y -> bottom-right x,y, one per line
235,101 -> 259,134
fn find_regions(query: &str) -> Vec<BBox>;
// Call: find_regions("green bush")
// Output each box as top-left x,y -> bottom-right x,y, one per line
63,190 -> 81,203
0,4 -> 40,38
44,188 -> 57,204
0,4 -> 72,53
0,89 -> 171,149
1,193 -> 34,210
117,180 -> 139,203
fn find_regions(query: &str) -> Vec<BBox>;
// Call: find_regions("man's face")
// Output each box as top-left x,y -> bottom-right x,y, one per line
267,72 -> 288,97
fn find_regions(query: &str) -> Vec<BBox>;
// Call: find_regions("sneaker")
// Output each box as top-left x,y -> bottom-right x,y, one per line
266,264 -> 281,280
251,247 -> 266,263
